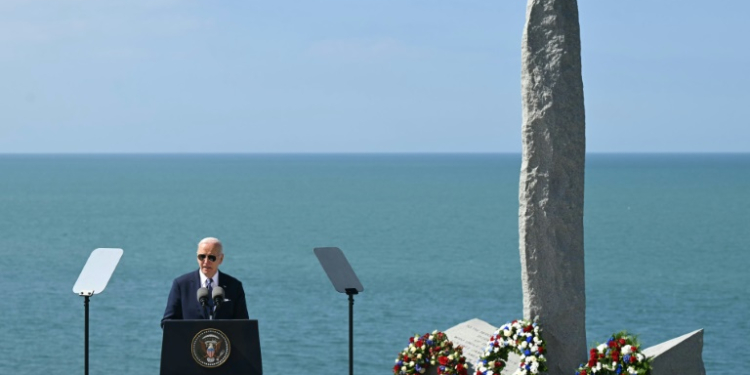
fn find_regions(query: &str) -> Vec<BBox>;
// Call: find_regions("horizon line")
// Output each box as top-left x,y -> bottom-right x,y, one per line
1,151 -> 749,156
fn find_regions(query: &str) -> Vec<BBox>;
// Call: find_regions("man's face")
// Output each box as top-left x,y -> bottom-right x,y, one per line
197,242 -> 224,278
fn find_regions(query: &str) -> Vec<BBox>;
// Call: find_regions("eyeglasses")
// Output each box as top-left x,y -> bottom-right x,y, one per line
197,254 -> 218,262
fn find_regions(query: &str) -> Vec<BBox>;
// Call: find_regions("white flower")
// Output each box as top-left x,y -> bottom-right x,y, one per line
531,345 -> 538,352
417,354 -> 422,359
409,346 -> 416,353
530,362 -> 539,374
429,335 -> 434,340
597,344 -> 607,353
521,341 -> 528,348
504,329 -> 512,337
419,368 -> 426,374
627,366 -> 637,374
493,347 -> 499,353
448,355 -> 454,361
409,361 -> 415,367
401,366 -> 407,372
527,356 -> 537,362
622,345 -> 632,355
636,353 -> 644,361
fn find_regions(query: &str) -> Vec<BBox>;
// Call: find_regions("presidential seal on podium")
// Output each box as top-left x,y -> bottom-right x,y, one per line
191,328 -> 231,368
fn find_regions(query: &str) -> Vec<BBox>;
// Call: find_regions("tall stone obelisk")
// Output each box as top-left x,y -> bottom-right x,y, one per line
519,0 -> 587,374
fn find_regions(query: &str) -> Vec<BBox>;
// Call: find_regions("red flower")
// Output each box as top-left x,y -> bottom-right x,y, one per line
608,341 -> 616,348
612,351 -> 620,362
630,356 -> 637,364
580,371 -> 587,375
538,346 -> 545,354
393,364 -> 400,373
416,340 -> 423,347
524,325 -> 533,333
439,356 -> 449,365
409,337 -> 415,343
619,338 -> 626,346
588,359 -> 597,367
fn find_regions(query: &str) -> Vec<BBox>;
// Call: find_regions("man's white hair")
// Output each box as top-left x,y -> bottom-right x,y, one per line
198,237 -> 223,251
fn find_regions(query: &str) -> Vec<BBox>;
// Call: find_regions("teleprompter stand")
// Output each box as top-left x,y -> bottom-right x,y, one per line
314,247 -> 364,375
72,248 -> 124,375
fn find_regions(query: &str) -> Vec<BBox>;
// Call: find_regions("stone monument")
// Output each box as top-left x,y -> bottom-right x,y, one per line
518,0 -> 587,373
408,2 -> 707,374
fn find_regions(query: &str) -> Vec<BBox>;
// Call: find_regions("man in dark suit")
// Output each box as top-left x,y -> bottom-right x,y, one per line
162,237 -> 249,326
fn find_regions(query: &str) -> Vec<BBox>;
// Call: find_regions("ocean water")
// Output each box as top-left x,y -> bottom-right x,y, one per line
1,153 -> 747,375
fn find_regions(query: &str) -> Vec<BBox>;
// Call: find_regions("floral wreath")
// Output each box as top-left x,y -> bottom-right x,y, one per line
394,331 -> 469,375
575,331 -> 651,375
474,319 -> 547,375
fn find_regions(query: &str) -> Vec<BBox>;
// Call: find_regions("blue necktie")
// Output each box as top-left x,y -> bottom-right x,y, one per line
206,279 -> 214,309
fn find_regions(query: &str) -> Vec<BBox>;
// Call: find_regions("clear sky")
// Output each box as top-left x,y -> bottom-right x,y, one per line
1,0 -> 748,153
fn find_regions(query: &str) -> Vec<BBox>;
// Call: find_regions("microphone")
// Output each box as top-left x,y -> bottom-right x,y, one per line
197,287 -> 209,307
212,286 -> 225,310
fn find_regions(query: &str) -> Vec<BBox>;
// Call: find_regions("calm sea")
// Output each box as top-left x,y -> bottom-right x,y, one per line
1,154 -> 747,375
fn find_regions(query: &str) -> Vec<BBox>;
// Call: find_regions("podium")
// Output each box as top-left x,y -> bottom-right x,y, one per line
161,320 -> 263,375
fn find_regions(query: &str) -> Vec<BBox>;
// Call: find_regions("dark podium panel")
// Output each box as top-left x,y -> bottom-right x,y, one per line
161,319 -> 262,375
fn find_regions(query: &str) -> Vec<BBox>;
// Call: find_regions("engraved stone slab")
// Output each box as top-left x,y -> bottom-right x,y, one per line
643,329 -> 706,375
444,318 -> 520,374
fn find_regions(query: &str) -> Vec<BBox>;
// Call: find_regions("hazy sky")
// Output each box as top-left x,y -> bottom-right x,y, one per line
2,0 -> 748,153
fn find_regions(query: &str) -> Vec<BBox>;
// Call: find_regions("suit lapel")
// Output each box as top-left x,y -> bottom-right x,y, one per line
192,270 -> 207,319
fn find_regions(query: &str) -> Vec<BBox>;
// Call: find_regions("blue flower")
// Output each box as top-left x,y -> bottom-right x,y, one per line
426,340 -> 433,346
482,360 -> 488,365
526,336 -> 533,343
616,365 -> 622,374
524,349 -> 531,356
623,354 -> 631,363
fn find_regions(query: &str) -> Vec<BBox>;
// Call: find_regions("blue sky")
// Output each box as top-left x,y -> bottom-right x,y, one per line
1,0 -> 748,153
